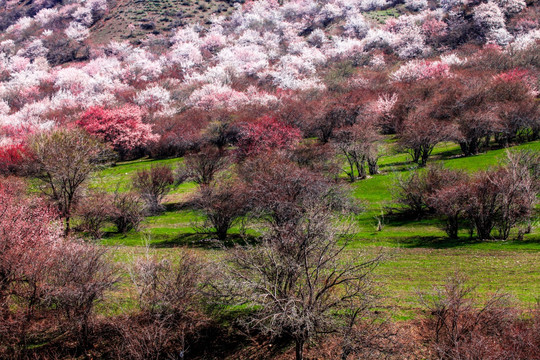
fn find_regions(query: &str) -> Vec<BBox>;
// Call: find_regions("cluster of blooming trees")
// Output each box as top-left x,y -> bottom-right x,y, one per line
395,150 -> 539,240
0,1 -> 538,358
0,0 -> 537,237
0,0 -> 537,163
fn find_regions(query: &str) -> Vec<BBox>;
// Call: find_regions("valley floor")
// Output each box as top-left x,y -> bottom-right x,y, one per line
93,140 -> 540,318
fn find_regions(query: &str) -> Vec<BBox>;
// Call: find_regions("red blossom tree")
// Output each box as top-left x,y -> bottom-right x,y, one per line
236,116 -> 302,158
0,144 -> 29,175
78,105 -> 158,159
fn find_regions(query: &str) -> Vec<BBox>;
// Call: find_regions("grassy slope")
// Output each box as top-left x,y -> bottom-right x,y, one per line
94,140 -> 540,316
90,0 -> 241,44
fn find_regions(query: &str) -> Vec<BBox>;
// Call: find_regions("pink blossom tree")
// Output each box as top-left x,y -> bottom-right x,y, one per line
78,105 -> 158,158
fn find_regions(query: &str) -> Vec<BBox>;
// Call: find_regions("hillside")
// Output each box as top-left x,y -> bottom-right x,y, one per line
90,0 -> 243,44
0,0 -> 539,359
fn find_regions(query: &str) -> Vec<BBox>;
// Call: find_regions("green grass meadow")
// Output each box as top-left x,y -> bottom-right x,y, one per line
94,140 -> 540,317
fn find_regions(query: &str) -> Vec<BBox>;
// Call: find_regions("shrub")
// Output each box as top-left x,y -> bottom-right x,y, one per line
175,146 -> 229,186
75,191 -> 114,239
393,165 -> 463,218
193,179 -> 247,241
418,272 -> 511,360
132,165 -> 175,214
0,143 -> 29,175
0,178 -> 61,357
46,241 -> 118,350
111,192 -> 145,234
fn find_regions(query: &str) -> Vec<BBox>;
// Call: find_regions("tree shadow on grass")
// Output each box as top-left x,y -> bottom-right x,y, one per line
379,161 -> 415,173
151,232 -> 259,249
381,211 -> 442,227
391,234 -> 540,249
394,236 -> 484,249
432,147 -> 463,161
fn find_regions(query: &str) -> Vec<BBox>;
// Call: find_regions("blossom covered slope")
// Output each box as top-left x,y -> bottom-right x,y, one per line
0,0 -> 538,153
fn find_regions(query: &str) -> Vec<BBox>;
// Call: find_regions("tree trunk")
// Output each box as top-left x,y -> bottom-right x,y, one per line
355,156 -> 366,180
470,138 -> 479,155
459,142 -> 469,156
445,215 -> 459,239
217,226 -> 228,241
367,156 -> 378,175
341,347 -> 352,360
345,155 -> 356,182
412,148 -> 421,163
64,215 -> 71,236
295,340 -> 304,360
483,135 -> 491,149
420,146 -> 431,167
475,220 -> 493,240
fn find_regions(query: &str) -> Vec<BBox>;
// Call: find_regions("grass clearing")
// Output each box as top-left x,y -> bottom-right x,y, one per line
104,245 -> 540,319
93,140 -> 540,315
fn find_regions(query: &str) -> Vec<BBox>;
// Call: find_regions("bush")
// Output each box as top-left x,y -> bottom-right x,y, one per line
132,165 -> 174,214
0,178 -> 61,357
175,146 -> 229,186
75,191 -> 114,239
0,144 -> 29,175
393,165 -> 463,218
46,241 -> 118,350
419,272 -> 512,360
111,192 -> 145,234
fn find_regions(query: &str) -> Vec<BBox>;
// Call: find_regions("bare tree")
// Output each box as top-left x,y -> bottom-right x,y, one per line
111,191 -> 146,234
175,146 -> 229,186
398,110 -> 455,166
193,178 -> 248,241
46,241 -> 118,351
237,154 -> 343,230
466,166 -> 535,240
418,272 -> 511,360
125,248 -> 207,359
29,128 -> 113,235
501,149 -> 540,236
428,182 -> 471,239
333,127 -> 368,182
333,121 -> 381,182
213,207 -> 383,360
132,164 -> 175,214
131,249 -> 205,316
